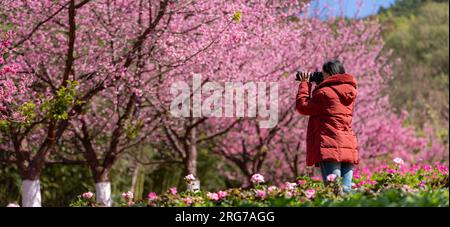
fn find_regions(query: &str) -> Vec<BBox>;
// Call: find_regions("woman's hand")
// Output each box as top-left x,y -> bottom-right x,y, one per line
299,72 -> 311,82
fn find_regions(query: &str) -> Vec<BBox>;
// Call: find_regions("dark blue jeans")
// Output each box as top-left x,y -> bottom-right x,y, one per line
319,162 -> 354,193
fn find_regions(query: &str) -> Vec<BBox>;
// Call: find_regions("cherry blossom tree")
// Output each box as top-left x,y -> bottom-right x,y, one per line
210,8 -> 448,186
0,0 -> 183,206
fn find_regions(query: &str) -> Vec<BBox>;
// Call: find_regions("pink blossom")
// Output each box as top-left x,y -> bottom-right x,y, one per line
417,182 -> 426,189
6,203 -> 20,207
304,189 -> 315,199
423,165 -> 432,172
256,190 -> 266,199
393,157 -> 405,166
169,187 -> 177,195
297,180 -> 306,185
326,174 -> 337,182
285,182 -> 297,190
207,192 -> 220,201
148,192 -> 157,201
357,181 -> 365,187
121,191 -> 134,200
82,191 -> 94,199
183,197 -> 193,205
285,191 -> 293,198
128,201 -> 135,206
436,163 -> 449,175
251,173 -> 265,184
387,169 -> 397,174
184,174 -> 196,182
268,186 -> 278,193
217,191 -> 228,199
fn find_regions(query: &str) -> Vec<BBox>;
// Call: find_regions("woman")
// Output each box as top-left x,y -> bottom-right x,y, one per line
296,60 -> 358,193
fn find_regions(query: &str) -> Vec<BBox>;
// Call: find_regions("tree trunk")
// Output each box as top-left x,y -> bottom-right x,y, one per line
95,181 -> 112,207
186,127 -> 200,191
93,169 -> 112,207
130,144 -> 144,200
21,180 -> 41,207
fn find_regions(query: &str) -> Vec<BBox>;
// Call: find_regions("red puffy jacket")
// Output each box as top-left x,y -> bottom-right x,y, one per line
296,73 -> 359,167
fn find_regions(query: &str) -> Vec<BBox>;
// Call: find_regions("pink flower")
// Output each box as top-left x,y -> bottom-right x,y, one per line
357,181 -> 365,187
251,173 -> 265,184
393,157 -> 405,166
170,187 -> 177,195
82,191 -> 94,199
297,180 -> 306,185
423,165 -> 432,172
128,201 -> 135,206
326,174 -> 337,182
285,191 -> 293,198
256,190 -> 266,199
436,164 -> 449,175
268,186 -> 278,193
387,169 -> 397,174
121,191 -> 134,200
183,197 -> 193,205
207,192 -> 220,201
6,203 -> 20,207
184,174 -> 196,183
217,191 -> 228,199
285,182 -> 297,190
417,182 -> 426,189
148,192 -> 157,201
304,189 -> 315,199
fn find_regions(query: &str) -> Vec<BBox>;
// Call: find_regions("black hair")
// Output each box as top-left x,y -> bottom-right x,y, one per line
322,60 -> 345,76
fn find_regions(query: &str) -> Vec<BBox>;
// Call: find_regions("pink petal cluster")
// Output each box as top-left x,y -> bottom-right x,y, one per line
169,187 -> 177,195
82,191 -> 94,199
121,191 -> 134,200
251,174 -> 265,184
285,182 -> 297,190
268,186 -> 278,194
182,197 -> 193,205
393,157 -> 405,166
304,189 -> 315,199
184,174 -> 196,182
148,192 -> 157,201
326,174 -> 337,182
207,192 -> 220,201
217,191 -> 228,199
255,190 -> 266,199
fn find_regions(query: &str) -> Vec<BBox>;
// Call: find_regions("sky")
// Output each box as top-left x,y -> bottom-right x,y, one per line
309,0 -> 397,18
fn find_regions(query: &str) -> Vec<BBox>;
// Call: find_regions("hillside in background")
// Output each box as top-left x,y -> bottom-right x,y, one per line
376,0 -> 449,145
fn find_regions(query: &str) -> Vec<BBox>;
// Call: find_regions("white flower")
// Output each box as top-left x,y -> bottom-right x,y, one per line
285,182 -> 297,190
393,157 -> 405,166
6,203 -> 20,207
250,173 -> 265,184
184,174 -> 196,182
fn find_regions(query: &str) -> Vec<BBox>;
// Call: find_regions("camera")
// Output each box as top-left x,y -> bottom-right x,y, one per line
295,71 -> 324,84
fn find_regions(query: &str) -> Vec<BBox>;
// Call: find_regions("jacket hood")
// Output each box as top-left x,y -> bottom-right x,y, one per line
316,73 -> 357,105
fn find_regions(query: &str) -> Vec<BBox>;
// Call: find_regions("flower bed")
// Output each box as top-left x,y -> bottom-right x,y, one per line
70,160 -> 448,207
